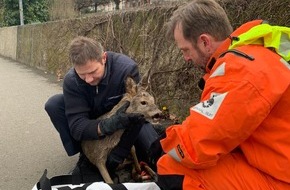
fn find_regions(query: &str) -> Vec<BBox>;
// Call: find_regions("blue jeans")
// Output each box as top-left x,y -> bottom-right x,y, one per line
44,94 -> 160,158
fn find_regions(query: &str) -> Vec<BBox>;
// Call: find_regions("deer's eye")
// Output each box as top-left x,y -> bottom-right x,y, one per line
141,101 -> 147,105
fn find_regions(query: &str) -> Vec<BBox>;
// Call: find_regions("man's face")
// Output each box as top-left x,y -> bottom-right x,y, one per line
174,23 -> 210,71
74,52 -> 106,86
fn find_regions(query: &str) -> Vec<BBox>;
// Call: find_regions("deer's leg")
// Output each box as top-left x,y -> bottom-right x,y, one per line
131,146 -> 141,173
142,162 -> 158,182
131,146 -> 158,182
96,162 -> 114,184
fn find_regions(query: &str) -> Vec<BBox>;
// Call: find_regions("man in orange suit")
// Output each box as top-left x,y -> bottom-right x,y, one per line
157,0 -> 290,189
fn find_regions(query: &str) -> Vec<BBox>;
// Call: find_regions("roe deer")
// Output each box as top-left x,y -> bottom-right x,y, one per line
81,77 -> 161,184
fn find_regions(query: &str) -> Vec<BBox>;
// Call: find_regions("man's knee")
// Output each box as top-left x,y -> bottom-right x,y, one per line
157,155 -> 206,190
134,123 -> 164,170
44,94 -> 67,133
45,94 -> 64,113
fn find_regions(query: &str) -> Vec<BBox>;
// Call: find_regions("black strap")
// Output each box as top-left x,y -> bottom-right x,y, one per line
36,169 -> 130,190
110,184 -> 128,190
36,169 -> 103,190
219,49 -> 255,61
56,184 -> 128,190
38,169 -> 51,190
57,183 -> 92,190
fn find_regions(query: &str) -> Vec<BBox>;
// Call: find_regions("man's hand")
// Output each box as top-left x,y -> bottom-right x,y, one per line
99,101 -> 145,136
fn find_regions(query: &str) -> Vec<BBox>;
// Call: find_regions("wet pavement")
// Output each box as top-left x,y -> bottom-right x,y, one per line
0,56 -> 78,190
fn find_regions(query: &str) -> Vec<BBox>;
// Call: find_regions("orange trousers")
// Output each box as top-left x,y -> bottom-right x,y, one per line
157,152 -> 290,190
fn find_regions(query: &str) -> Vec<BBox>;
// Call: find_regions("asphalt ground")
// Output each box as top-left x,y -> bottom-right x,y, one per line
0,56 -> 78,190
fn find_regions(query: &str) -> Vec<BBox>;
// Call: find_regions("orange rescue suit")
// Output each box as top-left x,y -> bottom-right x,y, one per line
157,20 -> 290,189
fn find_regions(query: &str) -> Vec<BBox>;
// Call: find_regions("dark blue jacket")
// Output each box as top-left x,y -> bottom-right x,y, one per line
63,51 -> 140,141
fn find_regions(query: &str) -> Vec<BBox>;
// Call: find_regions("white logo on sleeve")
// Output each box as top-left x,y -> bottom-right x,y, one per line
191,92 -> 228,119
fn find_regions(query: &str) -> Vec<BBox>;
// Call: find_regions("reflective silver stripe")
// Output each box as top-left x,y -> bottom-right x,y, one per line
280,58 -> 290,70
279,33 -> 290,60
168,148 -> 181,162
210,62 -> 226,78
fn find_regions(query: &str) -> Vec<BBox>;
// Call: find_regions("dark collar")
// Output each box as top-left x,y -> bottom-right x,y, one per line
99,52 -> 110,86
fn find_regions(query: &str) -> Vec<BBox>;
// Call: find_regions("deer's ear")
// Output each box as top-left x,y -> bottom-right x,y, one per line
125,77 -> 138,95
136,82 -> 147,93
138,78 -> 148,90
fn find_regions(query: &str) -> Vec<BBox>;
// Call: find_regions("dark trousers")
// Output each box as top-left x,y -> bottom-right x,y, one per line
44,94 -> 160,159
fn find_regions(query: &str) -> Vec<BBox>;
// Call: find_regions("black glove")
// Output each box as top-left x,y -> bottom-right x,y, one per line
99,101 -> 145,136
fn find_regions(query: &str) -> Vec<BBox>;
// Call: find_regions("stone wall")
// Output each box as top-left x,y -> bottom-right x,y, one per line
0,0 -> 289,119
0,26 -> 17,60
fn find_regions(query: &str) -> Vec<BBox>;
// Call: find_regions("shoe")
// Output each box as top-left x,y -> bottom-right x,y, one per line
69,153 -> 83,175
106,153 -> 123,172
70,152 -> 103,181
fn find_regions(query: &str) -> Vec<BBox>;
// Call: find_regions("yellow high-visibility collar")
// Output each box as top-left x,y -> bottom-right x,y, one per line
229,23 -> 290,62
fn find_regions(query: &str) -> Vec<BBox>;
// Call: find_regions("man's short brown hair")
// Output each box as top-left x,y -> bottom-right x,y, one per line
166,0 -> 233,44
69,36 -> 104,66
